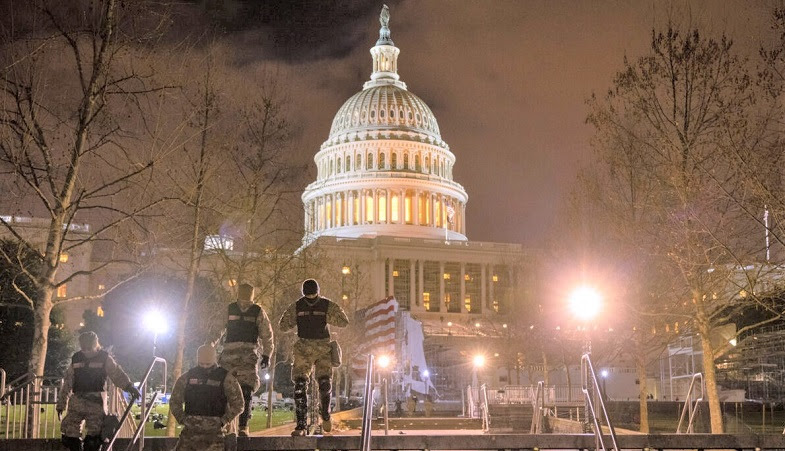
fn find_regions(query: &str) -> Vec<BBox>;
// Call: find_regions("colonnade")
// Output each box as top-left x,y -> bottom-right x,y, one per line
305,188 -> 466,235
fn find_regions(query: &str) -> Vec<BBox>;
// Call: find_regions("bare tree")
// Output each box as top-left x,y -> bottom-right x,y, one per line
0,0 -> 180,384
584,24 -> 781,432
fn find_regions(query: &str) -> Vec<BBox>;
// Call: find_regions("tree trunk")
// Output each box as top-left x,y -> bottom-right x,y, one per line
698,323 -> 723,433
542,351 -> 550,386
166,65 -> 212,437
634,344 -> 649,433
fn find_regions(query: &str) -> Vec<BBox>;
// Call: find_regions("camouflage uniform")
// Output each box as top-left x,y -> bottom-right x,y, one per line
280,290 -> 348,434
217,301 -> 274,434
57,350 -> 134,451
169,365 -> 244,451
218,303 -> 274,391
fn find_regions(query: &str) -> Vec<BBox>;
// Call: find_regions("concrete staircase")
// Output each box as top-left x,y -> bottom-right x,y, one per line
488,403 -> 534,432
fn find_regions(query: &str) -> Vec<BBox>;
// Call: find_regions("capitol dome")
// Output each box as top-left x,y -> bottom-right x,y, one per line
302,6 -> 468,245
328,84 -> 442,141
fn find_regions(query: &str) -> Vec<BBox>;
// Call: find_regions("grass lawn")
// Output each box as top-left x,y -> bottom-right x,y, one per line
0,403 -> 294,438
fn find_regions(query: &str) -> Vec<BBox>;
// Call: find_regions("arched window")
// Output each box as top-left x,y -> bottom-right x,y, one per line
391,152 -> 398,169
329,159 -> 334,175
425,156 -> 430,173
346,156 -> 351,172
356,154 -> 361,170
403,153 -> 409,170
415,154 -> 421,172
379,152 -> 385,169
367,153 -> 373,170
337,157 -> 341,173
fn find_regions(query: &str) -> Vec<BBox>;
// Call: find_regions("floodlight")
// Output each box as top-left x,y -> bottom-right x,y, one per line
568,285 -> 603,321
143,309 -> 168,335
377,355 -> 391,369
473,354 -> 485,368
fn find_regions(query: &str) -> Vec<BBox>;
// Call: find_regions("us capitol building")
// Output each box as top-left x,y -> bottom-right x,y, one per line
301,6 -> 534,394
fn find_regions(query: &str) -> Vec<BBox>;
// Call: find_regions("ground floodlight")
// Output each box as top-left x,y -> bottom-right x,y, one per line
143,309 -> 168,335
378,355 -> 391,369
473,354 -> 485,368
422,369 -> 430,378
568,285 -> 603,322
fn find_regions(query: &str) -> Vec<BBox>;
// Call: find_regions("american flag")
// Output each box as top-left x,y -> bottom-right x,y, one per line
350,296 -> 398,394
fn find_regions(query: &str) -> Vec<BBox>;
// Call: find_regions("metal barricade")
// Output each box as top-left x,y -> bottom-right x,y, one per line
479,384 -> 490,432
530,381 -> 545,434
676,373 -> 703,434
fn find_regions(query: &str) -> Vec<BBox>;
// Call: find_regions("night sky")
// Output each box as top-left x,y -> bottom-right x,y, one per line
192,0 -> 774,245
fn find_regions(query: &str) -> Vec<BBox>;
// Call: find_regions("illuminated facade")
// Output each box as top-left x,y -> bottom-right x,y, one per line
302,8 -> 532,395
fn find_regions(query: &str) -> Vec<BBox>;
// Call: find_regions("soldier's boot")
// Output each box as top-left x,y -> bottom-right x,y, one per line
61,435 -> 83,451
82,435 -> 102,451
291,377 -> 308,436
238,385 -> 253,437
318,376 -> 332,433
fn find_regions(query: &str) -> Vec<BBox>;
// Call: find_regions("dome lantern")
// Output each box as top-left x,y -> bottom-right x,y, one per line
366,5 -> 406,90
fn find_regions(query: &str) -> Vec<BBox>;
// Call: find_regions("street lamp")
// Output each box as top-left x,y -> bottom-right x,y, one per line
376,355 -> 391,435
568,285 -> 603,354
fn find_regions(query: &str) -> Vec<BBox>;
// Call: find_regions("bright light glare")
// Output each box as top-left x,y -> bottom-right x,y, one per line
600,369 -> 609,378
264,373 -> 271,381
143,309 -> 168,334
568,286 -> 603,321
421,369 -> 430,378
729,338 -> 737,347
377,355 -> 391,369
473,354 -> 485,368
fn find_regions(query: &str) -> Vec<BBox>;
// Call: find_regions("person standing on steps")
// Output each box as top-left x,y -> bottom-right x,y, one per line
170,345 -> 244,451
215,283 -> 274,437
279,279 -> 348,436
57,332 -> 141,451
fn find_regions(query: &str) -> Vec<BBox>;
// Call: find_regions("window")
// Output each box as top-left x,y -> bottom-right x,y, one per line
425,156 -> 430,173
337,158 -> 341,173
365,193 -> 374,223
404,191 -> 413,224
97,284 -> 106,291
59,254 -> 69,263
403,153 -> 409,170
367,153 -> 373,170
423,261 -> 440,312
378,192 -> 387,223
356,154 -> 361,170
379,152 -> 385,169
346,156 -> 351,172
57,284 -> 67,298
97,306 -> 104,317
352,191 -> 360,225
444,263 -> 460,313
391,193 -> 400,223
415,154 -> 421,172
393,260 -> 410,309
465,263 -> 482,314
228,279 -> 237,287
391,153 -> 398,169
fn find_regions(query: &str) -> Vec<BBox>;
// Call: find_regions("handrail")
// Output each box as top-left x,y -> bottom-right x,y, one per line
676,373 -> 703,434
0,369 -> 5,399
466,385 -> 475,418
530,381 -> 545,434
0,372 -> 35,401
479,384 -> 490,432
360,354 -> 375,451
581,354 -> 618,451
105,356 -> 167,451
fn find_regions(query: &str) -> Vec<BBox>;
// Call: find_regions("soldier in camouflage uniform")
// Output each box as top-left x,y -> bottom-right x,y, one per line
57,332 -> 141,451
280,279 -> 348,436
170,345 -> 244,451
215,283 -> 274,436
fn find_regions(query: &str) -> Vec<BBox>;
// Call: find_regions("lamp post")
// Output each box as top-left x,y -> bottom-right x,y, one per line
567,285 -> 603,431
472,355 -> 485,418
142,309 -> 168,358
377,355 -> 391,435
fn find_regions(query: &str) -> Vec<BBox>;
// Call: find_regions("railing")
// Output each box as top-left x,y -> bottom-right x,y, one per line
676,373 -> 703,434
1,369 -> 5,399
360,354 -> 375,451
530,381 -> 545,434
466,385 -> 476,418
482,385 -> 582,405
581,354 -> 618,451
479,384 -> 490,432
1,373 -> 63,439
105,356 -> 167,451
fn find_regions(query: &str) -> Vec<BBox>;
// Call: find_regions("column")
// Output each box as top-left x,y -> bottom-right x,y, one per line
460,263 -> 466,313
439,261 -> 445,312
430,193 -> 436,228
360,190 -> 366,224
388,258 -> 395,297
489,264 -> 494,310
462,203 -> 467,235
399,189 -> 405,225
418,260 -> 424,308
409,260 -> 416,310
347,191 -> 354,226
386,189 -> 392,224
373,189 -> 379,224
481,264 -> 487,310
412,190 -> 421,225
